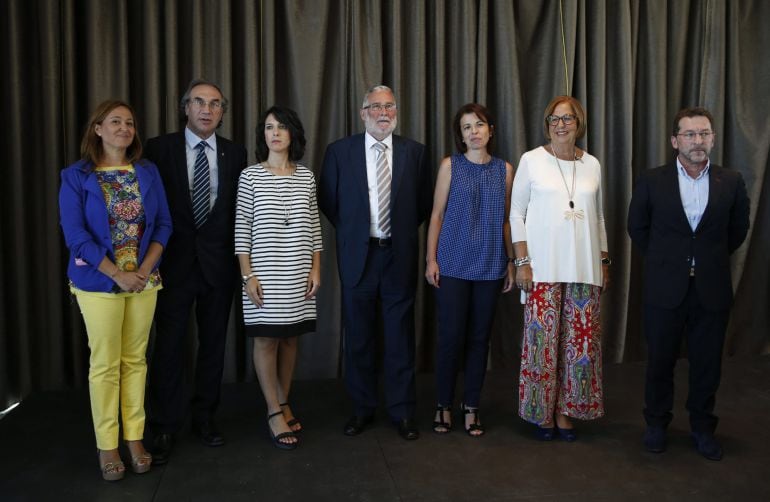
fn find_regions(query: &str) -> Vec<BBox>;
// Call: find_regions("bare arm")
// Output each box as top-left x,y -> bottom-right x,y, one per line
238,253 -> 263,308
425,157 -> 452,288
305,251 -> 322,299
502,162 -> 516,292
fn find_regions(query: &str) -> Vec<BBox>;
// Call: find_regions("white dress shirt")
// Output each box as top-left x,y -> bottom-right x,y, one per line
364,132 -> 393,238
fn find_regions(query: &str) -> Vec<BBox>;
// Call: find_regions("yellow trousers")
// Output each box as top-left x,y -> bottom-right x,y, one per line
74,287 -> 159,450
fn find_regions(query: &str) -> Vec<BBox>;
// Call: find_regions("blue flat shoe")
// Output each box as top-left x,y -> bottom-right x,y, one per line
643,426 -> 666,453
691,431 -> 722,461
555,424 -> 577,442
535,425 -> 555,441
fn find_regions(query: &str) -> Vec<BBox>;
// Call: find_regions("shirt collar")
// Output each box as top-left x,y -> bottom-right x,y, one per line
365,132 -> 393,151
676,157 -> 710,180
185,127 -> 217,151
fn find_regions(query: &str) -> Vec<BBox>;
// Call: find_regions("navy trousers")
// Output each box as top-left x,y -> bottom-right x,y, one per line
341,244 -> 417,421
643,278 -> 729,433
434,275 -> 502,408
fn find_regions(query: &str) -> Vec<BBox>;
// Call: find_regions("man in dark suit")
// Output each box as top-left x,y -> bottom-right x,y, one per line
145,79 -> 247,463
319,85 -> 432,440
628,107 -> 750,461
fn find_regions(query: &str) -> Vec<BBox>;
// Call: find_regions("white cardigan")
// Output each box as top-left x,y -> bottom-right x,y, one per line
510,146 -> 608,287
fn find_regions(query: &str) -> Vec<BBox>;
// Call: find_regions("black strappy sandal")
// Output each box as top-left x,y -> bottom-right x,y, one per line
267,411 -> 299,450
279,402 -> 302,432
432,405 -> 452,434
462,403 -> 485,437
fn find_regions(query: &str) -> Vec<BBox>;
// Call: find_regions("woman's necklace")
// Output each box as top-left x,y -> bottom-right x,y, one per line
263,162 -> 294,226
550,144 -> 584,221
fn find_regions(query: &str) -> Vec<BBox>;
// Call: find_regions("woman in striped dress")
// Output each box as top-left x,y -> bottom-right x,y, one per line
235,106 -> 322,449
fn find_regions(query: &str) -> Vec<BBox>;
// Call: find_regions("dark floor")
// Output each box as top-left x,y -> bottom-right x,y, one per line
1,357 -> 769,502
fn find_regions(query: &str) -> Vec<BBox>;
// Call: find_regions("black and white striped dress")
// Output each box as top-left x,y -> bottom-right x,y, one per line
234,163 -> 323,337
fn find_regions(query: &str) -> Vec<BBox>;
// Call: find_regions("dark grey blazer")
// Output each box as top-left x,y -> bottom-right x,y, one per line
628,162 -> 750,310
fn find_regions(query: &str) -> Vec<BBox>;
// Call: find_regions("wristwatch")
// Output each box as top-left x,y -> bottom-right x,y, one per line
241,272 -> 258,284
601,257 -> 612,266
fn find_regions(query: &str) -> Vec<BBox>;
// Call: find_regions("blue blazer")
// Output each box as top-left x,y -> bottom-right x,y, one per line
627,163 -> 750,310
319,133 -> 432,287
59,158 -> 173,292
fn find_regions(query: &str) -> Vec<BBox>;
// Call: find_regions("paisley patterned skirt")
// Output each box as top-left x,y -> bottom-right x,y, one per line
518,282 -> 604,425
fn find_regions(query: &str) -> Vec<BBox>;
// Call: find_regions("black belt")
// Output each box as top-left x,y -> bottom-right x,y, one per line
369,237 -> 392,247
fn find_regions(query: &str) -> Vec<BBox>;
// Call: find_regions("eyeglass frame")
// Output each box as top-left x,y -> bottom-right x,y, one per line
363,102 -> 398,113
546,114 -> 577,126
189,97 -> 224,111
675,131 -> 714,141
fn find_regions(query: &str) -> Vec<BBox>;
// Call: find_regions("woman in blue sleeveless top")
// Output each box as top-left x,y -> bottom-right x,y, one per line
425,103 -> 515,436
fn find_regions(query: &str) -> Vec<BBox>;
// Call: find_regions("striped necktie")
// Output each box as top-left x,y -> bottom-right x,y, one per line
192,141 -> 210,228
373,142 -> 391,237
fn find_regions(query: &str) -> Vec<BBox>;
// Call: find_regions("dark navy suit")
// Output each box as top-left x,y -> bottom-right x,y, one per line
319,133 -> 432,420
628,162 -> 749,433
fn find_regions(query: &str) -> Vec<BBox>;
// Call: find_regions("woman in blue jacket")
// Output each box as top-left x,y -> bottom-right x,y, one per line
59,100 -> 172,481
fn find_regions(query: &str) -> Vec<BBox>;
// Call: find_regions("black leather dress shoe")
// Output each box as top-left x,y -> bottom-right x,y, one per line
396,418 -> 419,440
344,415 -> 373,436
151,433 -> 173,465
193,421 -> 225,447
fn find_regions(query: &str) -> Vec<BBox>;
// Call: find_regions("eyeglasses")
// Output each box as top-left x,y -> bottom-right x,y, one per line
190,97 -> 223,110
546,114 -> 576,126
676,131 -> 713,141
363,103 -> 397,112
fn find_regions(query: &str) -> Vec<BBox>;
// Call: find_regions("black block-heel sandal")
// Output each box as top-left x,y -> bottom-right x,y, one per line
462,404 -> 485,437
432,405 -> 452,434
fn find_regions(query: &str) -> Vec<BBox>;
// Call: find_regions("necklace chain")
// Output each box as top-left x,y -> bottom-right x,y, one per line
263,162 -> 293,226
551,144 -> 576,209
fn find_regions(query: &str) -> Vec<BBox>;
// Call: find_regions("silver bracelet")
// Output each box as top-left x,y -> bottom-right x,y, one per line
513,256 -> 531,267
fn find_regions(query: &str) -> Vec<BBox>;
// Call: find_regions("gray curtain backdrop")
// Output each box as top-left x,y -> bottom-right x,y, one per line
2,0 -> 769,410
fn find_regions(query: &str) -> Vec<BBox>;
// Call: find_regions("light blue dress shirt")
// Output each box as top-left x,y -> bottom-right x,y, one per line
185,127 -> 219,210
677,158 -> 710,231
677,158 -> 710,269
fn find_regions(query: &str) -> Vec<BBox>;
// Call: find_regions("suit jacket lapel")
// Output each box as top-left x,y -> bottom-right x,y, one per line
668,163 -> 693,231
696,165 -> 721,231
390,135 -> 406,206
173,133 -> 195,215
214,135 -> 229,212
352,135 -> 370,213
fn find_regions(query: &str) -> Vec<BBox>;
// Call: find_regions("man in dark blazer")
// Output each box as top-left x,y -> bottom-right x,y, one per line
628,107 -> 750,461
145,79 -> 247,463
319,85 -> 432,440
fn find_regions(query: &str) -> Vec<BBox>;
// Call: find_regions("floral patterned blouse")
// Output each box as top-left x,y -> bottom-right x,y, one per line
95,165 -> 161,292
